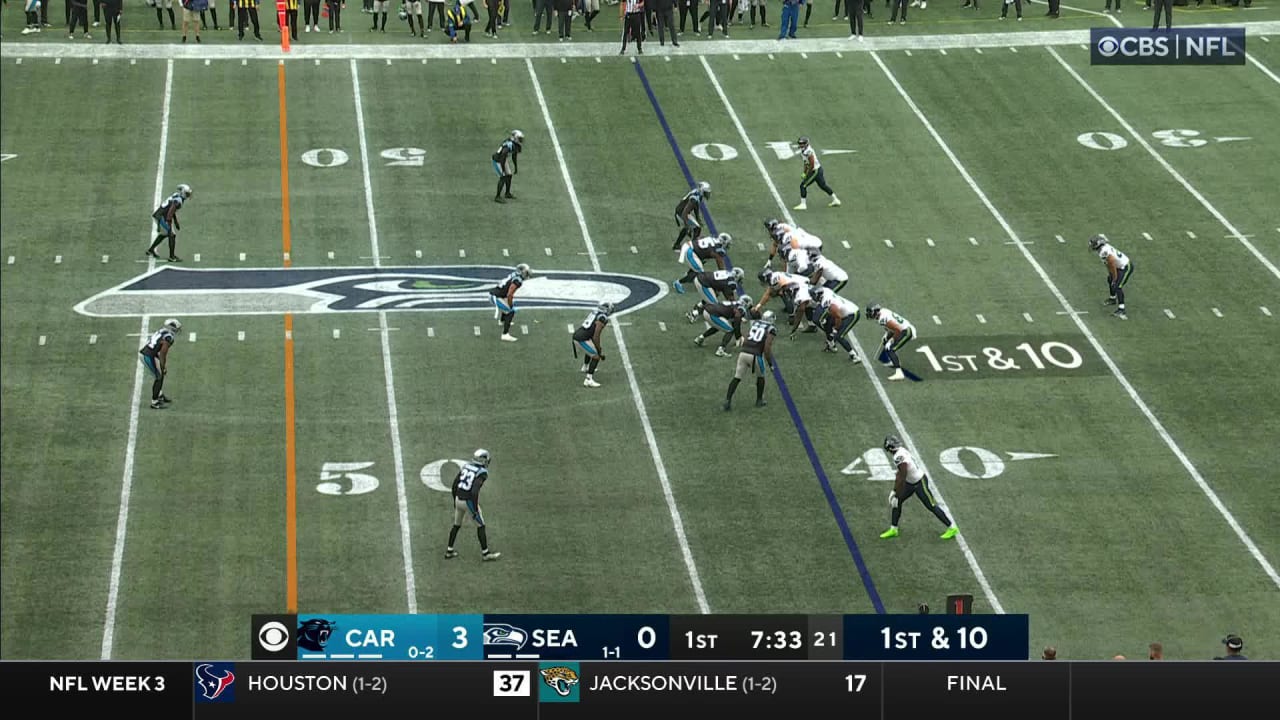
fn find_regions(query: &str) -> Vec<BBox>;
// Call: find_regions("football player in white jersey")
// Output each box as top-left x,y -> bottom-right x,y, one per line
794,136 -> 840,211
1088,235 -> 1133,319
866,304 -> 915,381
138,318 -> 182,409
807,252 -> 849,294
812,287 -> 861,363
880,435 -> 958,540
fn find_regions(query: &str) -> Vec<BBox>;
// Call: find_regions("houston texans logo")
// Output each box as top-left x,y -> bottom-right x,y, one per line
195,663 -> 235,701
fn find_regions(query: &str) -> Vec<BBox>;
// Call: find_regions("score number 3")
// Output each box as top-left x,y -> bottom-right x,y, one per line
846,674 -> 867,693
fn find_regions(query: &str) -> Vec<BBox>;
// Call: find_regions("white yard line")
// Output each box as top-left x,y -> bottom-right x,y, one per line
871,51 -> 1280,590
1047,47 -> 1280,282
525,57 -> 710,615
699,55 -> 1005,614
352,59 -> 418,614
6,22 -> 1280,60
101,58 -> 173,660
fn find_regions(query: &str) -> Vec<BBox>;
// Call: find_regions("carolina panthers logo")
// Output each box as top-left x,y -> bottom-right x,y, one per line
194,663 -> 235,701
75,266 -> 667,318
483,623 -> 529,651
540,666 -> 580,697
297,618 -> 337,652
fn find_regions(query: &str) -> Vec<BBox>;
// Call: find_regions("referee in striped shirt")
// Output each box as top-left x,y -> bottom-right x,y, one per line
620,0 -> 645,55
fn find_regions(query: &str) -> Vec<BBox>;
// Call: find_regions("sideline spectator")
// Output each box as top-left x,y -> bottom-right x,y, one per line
201,0 -> 222,30
620,0 -> 644,54
778,0 -> 798,38
1148,642 -> 1163,660
582,0 -> 600,29
1112,655 -> 1126,660
327,0 -> 342,30
182,0 -> 206,41
653,0 -> 676,46
426,0 -> 445,30
678,0 -> 699,34
482,0 -> 499,36
1041,646 -> 1057,660
533,0 -> 552,33
554,0 -> 572,38
100,0 -> 123,41
68,0 -> 90,37
1214,635 -> 1247,660
155,0 -> 176,28
303,0 -> 319,30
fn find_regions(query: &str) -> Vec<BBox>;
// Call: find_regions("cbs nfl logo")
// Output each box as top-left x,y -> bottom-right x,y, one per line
251,614 -> 298,659
1091,27 -> 1246,66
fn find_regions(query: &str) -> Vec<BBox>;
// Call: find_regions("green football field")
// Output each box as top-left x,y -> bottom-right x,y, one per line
2,5 -> 1278,663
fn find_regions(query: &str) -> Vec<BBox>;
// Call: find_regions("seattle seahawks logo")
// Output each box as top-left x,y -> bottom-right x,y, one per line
483,623 -> 529,651
74,266 -> 666,318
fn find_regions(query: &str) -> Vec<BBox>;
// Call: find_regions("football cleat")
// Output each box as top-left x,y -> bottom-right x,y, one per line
755,398 -> 768,408
673,280 -> 685,294
686,310 -> 699,324
444,549 -> 459,559
887,369 -> 906,381
848,351 -> 862,364
693,335 -> 705,347
482,551 -> 502,561
1112,309 -> 1128,320
940,526 -> 959,540
149,400 -> 164,410
879,527 -> 900,539
793,200 -> 807,211
583,377 -> 601,388
1103,297 -> 1118,306
500,334 -> 518,342
715,347 -> 730,357
828,197 -> 842,207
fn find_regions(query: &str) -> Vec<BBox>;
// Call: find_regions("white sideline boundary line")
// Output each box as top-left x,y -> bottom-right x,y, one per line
1046,48 -> 1280,281
698,56 -> 1005,615
525,57 -> 711,615
352,59 -> 419,614
870,51 -> 1280,590
102,58 -> 173,660
5,22 -> 1278,60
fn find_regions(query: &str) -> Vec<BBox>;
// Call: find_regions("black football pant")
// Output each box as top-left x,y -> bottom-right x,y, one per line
1152,0 -> 1172,29
891,476 -> 953,528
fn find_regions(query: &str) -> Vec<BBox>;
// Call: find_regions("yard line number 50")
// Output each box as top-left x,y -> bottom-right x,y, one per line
316,458 -> 479,496
299,147 -> 427,168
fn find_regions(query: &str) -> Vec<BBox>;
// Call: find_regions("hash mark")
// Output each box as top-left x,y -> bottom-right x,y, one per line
15,59 -> 21,65
459,249 -> 466,258
387,59 -> 393,65
1187,231 -> 1196,239
665,56 -> 671,63
1261,306 -> 1273,317
206,59 -> 211,66
333,329 -> 340,339
1163,308 -> 1176,319
237,331 -> 246,341
883,239 -> 894,248
315,59 -> 320,66
241,59 -> 247,66
1079,44 -> 1088,50
502,248 -> 510,257
939,49 -> 947,55
926,238 -> 935,247
1023,313 -> 1034,323
92,59 -> 99,65
328,251 -> 335,260
976,314 -> 987,324
1212,307 -> 1223,318
658,321 -> 668,332
801,53 -> 809,59
55,58 -> 61,65
55,255 -> 62,264
630,246 -> 638,254
473,326 -> 481,336
932,315 -> 941,325
193,253 -> 201,262
422,59 -> 427,64
1142,232 -> 1153,240
1055,234 -> 1065,243
905,50 -> 912,56
567,323 -> 575,334
188,333 -> 197,343
757,242 -> 766,251
89,334 -> 98,345
596,57 -> 602,63
968,237 -> 978,246
733,54 -> 741,60
5,256 -> 12,265
38,335 -> 46,346
544,247 -> 552,256
835,52 -> 843,58
520,324 -> 529,335
130,59 -> 136,65
491,58 -> 497,65
239,252 -> 246,261
768,53 -> 775,60
561,57 -> 567,64
975,48 -> 983,55
427,327 -> 435,338
456,58 -> 462,65
1010,47 -> 1018,53
415,250 -> 423,258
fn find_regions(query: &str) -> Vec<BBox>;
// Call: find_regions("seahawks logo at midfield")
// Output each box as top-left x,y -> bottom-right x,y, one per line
74,266 -> 667,318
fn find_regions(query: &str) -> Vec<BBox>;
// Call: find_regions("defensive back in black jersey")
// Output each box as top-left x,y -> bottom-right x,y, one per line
674,186 -> 705,219
742,319 -> 777,355
490,271 -> 524,298
572,308 -> 609,342
704,301 -> 746,333
452,461 -> 488,502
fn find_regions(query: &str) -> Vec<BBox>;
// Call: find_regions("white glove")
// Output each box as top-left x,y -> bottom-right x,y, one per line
888,491 -> 899,510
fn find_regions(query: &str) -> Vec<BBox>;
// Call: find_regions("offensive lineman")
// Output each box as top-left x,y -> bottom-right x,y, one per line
445,448 -> 502,561
866,303 -> 915,381
573,301 -> 613,388
139,318 -> 182,410
673,181 -> 711,250
813,286 -> 861,362
674,232 -> 731,294
489,263 -> 532,342
808,252 -> 849,293
725,310 -> 777,410
1088,234 -> 1133,319
880,435 -> 958,540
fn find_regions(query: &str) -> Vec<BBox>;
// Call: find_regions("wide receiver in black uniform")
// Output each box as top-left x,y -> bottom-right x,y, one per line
445,448 -> 502,561
672,181 -> 711,250
572,301 -> 613,389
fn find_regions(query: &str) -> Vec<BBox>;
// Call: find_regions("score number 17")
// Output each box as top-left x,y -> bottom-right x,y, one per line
845,674 -> 866,693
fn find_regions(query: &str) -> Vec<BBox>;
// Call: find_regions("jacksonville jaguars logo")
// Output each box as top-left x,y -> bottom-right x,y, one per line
539,666 -> 580,697
297,618 -> 337,652
75,266 -> 667,318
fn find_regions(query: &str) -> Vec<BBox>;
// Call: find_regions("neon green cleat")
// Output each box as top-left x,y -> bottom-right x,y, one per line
879,527 -> 899,539
940,526 -> 958,540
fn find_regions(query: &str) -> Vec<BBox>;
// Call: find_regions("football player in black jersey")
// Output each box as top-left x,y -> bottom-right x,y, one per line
672,181 -> 711,250
572,301 -> 612,388
139,319 -> 182,409
693,294 -> 753,358
445,448 -> 501,561
673,232 -> 730,294
725,310 -> 776,410
489,263 -> 532,342
492,130 -> 523,203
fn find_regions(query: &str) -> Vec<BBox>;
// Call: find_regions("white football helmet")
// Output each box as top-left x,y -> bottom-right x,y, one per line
761,310 -> 777,324
716,232 -> 732,250
511,130 -> 525,143
516,263 -> 532,280
473,448 -> 491,467
597,301 -> 616,315
698,180 -> 711,198
177,184 -> 192,198
163,318 -> 182,334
